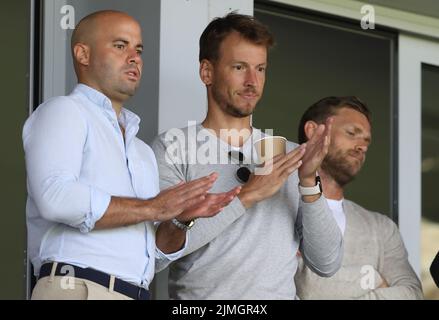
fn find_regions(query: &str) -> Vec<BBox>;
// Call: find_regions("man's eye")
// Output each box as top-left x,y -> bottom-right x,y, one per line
234,65 -> 243,70
258,67 -> 266,72
347,131 -> 355,136
115,44 -> 125,49
136,49 -> 143,55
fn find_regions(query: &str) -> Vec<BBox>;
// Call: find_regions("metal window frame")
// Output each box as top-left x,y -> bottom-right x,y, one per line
26,0 -> 43,300
398,34 -> 439,275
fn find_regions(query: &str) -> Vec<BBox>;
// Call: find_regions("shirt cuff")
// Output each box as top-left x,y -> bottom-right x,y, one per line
155,228 -> 190,262
79,187 -> 111,233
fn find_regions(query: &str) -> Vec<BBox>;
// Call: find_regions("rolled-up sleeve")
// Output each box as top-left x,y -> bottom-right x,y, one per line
154,229 -> 190,273
23,98 -> 111,232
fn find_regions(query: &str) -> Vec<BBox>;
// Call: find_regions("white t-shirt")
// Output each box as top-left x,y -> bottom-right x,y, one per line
326,198 -> 346,235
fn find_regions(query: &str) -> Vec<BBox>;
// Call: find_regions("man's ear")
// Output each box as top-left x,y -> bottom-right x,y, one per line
73,43 -> 90,67
199,59 -> 213,86
304,120 -> 319,140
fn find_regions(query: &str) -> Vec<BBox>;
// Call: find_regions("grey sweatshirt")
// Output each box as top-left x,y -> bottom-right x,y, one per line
295,200 -> 423,299
152,125 -> 343,299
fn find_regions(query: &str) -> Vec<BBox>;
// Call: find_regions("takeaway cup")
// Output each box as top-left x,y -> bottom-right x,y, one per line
254,136 -> 287,164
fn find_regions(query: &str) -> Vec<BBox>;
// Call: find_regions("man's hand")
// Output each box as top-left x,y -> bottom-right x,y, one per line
150,173 -> 218,221
176,186 -> 242,222
95,173 -> 218,230
378,276 -> 390,288
298,117 -> 333,186
155,186 -> 241,254
238,144 -> 306,209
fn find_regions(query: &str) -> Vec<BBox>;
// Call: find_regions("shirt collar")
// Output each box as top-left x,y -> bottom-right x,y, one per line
119,108 -> 141,134
75,83 -> 113,111
74,83 -> 141,131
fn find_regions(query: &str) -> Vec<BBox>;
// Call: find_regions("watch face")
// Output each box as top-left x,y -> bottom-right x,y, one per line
186,220 -> 195,228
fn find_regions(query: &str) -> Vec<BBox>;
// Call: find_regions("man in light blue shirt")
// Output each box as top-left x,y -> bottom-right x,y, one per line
23,10 -> 239,300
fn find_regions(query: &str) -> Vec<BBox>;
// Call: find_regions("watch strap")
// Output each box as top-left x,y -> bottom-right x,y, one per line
171,218 -> 195,231
298,176 -> 323,196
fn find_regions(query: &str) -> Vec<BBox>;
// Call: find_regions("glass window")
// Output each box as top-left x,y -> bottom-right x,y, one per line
254,6 -> 395,216
421,63 -> 439,299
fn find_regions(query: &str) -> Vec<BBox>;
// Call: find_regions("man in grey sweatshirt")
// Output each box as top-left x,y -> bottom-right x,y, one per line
152,13 -> 343,299
295,96 -> 423,299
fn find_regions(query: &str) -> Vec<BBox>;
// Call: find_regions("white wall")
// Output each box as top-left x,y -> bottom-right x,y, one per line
42,0 -> 68,101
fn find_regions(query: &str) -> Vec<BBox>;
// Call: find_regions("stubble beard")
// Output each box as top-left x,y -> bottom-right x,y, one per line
117,70 -> 140,98
103,64 -> 140,99
321,148 -> 363,187
211,86 -> 258,118
224,103 -> 254,118
116,80 -> 139,97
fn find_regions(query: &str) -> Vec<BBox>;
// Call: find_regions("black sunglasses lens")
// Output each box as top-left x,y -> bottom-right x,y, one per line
228,151 -> 245,163
236,167 -> 251,183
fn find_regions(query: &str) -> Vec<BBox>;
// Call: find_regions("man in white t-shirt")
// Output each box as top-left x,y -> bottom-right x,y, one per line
295,96 -> 423,299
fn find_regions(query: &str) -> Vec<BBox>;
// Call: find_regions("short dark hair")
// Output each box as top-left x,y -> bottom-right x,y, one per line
298,96 -> 371,144
199,12 -> 274,63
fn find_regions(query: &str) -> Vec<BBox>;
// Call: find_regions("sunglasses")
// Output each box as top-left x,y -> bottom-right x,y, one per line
228,151 -> 252,183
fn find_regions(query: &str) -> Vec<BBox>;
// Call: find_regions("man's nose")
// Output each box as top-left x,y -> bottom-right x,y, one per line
127,49 -> 142,65
356,143 -> 368,153
244,69 -> 257,87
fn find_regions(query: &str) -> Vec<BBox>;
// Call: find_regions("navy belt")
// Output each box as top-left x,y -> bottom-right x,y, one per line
39,262 -> 150,300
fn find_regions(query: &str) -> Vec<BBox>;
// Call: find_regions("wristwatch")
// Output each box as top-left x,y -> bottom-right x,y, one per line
171,218 -> 195,231
298,176 -> 323,196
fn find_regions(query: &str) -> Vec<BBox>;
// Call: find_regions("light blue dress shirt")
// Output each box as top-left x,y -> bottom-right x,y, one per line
23,84 -> 181,289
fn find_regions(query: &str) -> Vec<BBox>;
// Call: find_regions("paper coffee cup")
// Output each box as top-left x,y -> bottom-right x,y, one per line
254,136 -> 287,163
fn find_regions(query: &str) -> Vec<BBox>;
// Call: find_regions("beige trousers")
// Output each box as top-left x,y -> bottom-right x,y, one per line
31,263 -> 133,300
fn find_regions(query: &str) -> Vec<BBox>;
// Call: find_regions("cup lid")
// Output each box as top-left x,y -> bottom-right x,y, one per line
253,136 -> 287,144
